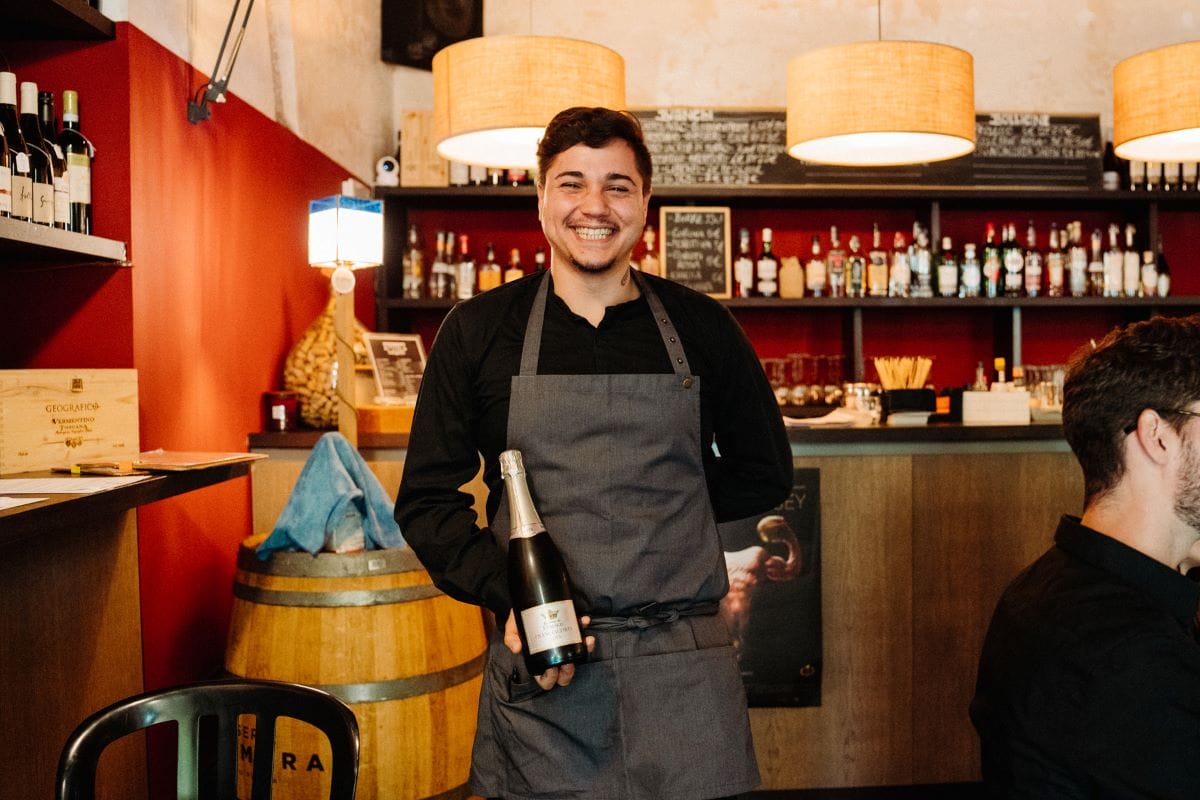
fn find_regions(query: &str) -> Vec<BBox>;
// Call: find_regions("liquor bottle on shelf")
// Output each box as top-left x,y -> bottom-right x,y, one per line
1183,161 -> 1198,191
426,230 -> 448,299
59,89 -> 93,234
499,449 -> 587,675
1164,161 -> 1181,192
534,245 -> 546,273
21,82 -> 66,229
806,234 -> 826,298
960,242 -> 982,298
1128,159 -> 1145,191
1045,222 -> 1065,298
1102,223 -> 1123,297
1156,236 -> 1171,297
1002,223 -> 1024,297
505,247 -> 524,283
1122,223 -> 1141,298
911,224 -> 933,298
846,234 -> 866,298
1023,221 -> 1043,298
755,227 -> 779,298
469,163 -> 487,186
1086,228 -> 1105,297
981,222 -> 1001,299
0,72 -> 33,223
733,227 -> 754,298
994,356 -> 1008,386
478,241 -> 502,292
827,225 -> 846,298
0,121 -> 10,217
1140,248 -> 1158,298
449,160 -> 469,187
936,236 -> 958,298
889,231 -> 911,298
8,80 -> 52,227
867,222 -> 888,297
640,225 -> 660,276
1102,136 -> 1121,191
453,235 -> 476,298
401,223 -> 425,299
1068,221 -> 1088,298
778,254 -> 805,299
1145,161 -> 1160,191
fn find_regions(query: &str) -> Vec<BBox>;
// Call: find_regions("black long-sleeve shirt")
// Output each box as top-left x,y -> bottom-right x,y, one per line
970,515 -> 1200,798
394,270 -> 793,618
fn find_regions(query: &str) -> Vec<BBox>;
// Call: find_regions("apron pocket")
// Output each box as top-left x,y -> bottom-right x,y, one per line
618,644 -> 759,798
486,645 -> 620,797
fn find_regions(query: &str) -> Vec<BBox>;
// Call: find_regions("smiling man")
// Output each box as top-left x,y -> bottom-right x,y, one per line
396,107 -> 792,800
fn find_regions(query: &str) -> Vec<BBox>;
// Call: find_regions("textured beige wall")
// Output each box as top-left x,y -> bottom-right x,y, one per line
107,0 -> 1200,184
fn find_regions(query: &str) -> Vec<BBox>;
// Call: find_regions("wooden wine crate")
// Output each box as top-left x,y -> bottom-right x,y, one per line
0,369 -> 140,474
400,110 -> 448,187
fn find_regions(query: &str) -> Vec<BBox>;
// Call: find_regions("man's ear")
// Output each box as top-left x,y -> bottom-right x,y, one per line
1132,408 -> 1173,466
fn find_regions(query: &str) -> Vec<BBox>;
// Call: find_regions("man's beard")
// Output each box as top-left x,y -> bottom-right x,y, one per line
568,254 -> 620,274
1175,439 -> 1200,531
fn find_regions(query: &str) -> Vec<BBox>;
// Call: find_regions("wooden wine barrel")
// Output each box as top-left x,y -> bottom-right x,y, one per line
225,534 -> 485,800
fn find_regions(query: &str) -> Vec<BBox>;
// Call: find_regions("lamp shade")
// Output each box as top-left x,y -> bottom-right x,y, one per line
308,195 -> 383,269
432,35 -> 626,169
787,41 -> 975,166
1113,41 -> 1200,161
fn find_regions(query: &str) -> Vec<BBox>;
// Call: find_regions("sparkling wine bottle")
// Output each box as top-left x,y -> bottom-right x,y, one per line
500,449 -> 587,675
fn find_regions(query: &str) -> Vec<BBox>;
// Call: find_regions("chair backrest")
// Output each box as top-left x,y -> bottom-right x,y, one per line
56,678 -> 359,800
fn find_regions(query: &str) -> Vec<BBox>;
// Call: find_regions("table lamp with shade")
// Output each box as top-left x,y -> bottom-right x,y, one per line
283,195 -> 382,445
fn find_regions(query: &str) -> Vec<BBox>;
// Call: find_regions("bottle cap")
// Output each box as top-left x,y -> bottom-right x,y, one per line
499,449 -> 525,477
19,81 -> 38,113
0,72 -> 16,106
63,89 -> 79,117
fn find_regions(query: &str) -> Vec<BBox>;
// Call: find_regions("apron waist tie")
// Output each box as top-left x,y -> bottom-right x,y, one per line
587,602 -> 719,631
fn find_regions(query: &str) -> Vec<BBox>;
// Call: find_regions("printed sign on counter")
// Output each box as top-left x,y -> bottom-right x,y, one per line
364,333 -> 426,403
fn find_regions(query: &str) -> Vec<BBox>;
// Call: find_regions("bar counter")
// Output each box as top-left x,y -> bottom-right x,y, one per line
248,421 -> 1079,789
0,463 -> 252,800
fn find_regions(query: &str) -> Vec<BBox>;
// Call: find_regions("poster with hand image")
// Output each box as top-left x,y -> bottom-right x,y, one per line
720,467 -> 822,707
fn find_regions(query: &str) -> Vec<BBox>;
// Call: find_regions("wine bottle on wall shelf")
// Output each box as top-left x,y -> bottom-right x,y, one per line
755,227 -> 779,298
16,81 -> 55,227
58,89 -> 94,234
1022,221 -> 1042,298
1122,223 -> 1141,298
732,227 -> 754,298
477,241 -> 502,292
23,83 -> 67,229
0,113 -> 9,218
500,449 -> 587,675
454,232 -> 475,300
401,223 -> 425,299
504,247 -> 524,283
0,72 -> 34,223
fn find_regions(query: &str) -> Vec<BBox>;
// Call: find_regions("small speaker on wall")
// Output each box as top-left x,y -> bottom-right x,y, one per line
382,0 -> 483,71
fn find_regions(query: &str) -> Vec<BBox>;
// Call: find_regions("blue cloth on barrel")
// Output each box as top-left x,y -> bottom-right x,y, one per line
256,431 -> 404,558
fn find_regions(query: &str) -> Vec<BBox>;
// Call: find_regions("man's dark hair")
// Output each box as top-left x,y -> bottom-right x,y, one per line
1062,312 -> 1200,506
536,107 -> 652,192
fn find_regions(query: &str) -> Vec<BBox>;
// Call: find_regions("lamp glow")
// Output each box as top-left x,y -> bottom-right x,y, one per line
433,35 -> 626,169
308,195 -> 383,270
1113,41 -> 1200,162
786,41 -> 975,167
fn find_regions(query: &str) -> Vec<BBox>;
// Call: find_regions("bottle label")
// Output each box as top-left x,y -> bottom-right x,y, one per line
478,269 -> 503,292
806,260 -> 826,292
0,165 -> 10,215
733,256 -> 753,295
67,153 -> 92,204
456,264 -> 476,299
11,174 -> 32,220
756,258 -> 778,296
521,600 -> 583,654
32,181 -> 52,224
53,176 -> 69,226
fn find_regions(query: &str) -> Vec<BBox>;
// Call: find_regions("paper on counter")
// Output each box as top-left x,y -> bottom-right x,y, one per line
0,496 -> 47,510
0,475 -> 153,494
783,407 -> 877,427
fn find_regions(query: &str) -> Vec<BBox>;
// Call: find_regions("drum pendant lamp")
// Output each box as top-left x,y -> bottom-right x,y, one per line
1113,41 -> 1200,162
432,35 -> 626,170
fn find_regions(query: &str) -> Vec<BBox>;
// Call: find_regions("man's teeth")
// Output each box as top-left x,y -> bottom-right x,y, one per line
575,227 -> 613,240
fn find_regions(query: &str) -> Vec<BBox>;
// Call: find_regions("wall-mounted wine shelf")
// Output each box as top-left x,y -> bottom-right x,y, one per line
0,0 -> 116,41
0,216 -> 128,267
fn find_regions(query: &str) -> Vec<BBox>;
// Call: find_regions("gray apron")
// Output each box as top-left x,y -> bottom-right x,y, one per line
470,270 -> 759,800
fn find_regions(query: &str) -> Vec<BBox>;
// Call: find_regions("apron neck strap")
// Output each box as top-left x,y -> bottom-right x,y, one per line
519,268 -> 693,378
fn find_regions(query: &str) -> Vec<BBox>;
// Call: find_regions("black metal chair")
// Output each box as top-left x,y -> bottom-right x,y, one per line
56,678 -> 359,800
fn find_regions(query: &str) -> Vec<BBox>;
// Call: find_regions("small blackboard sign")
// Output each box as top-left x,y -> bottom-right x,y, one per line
634,108 -> 1102,189
659,206 -> 731,298
363,333 -> 426,402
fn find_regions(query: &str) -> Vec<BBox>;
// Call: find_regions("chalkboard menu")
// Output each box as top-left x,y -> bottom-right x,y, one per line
633,108 -> 1102,189
363,333 -> 426,402
659,206 -> 731,298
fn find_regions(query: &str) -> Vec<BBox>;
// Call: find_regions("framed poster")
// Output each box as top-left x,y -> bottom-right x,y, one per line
659,206 -> 732,298
719,467 -> 822,707
363,333 -> 427,403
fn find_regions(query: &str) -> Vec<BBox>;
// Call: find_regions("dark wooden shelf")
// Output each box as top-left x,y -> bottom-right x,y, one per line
0,0 -> 116,41
383,294 -> 1199,311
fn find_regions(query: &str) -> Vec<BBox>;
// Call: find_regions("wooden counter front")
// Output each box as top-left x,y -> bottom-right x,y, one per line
0,464 -> 251,800
249,426 -> 1081,791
